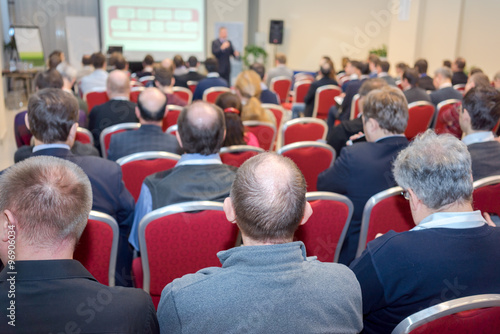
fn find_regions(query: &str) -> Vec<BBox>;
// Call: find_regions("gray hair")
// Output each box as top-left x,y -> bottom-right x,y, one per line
435,67 -> 453,80
393,130 -> 472,210
57,62 -> 77,82
363,85 -> 408,134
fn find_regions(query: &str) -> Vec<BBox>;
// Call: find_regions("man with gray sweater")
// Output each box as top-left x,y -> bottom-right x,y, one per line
157,153 -> 363,334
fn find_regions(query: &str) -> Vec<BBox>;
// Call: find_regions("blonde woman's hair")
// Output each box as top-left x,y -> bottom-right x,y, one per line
235,70 -> 273,123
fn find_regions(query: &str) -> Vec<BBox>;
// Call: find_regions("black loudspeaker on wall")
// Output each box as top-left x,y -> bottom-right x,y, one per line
269,20 -> 284,45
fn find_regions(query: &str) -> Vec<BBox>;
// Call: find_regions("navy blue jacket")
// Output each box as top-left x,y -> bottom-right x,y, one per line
260,89 -> 280,105
304,77 -> 338,117
192,76 -> 229,101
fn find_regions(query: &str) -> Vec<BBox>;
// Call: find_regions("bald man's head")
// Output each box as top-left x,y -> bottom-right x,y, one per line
161,58 -> 174,71
106,70 -> 130,97
177,101 -> 225,155
137,87 -> 167,122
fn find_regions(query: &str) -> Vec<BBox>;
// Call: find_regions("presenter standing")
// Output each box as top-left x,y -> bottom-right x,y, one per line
212,27 -> 240,84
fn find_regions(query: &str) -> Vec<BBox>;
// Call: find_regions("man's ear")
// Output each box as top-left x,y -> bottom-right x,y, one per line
25,113 -> 30,130
135,106 -> 141,120
171,77 -> 176,87
299,202 -> 313,226
1,210 -> 17,243
408,188 -> 420,212
66,123 -> 78,147
175,130 -> 183,148
223,197 -> 236,224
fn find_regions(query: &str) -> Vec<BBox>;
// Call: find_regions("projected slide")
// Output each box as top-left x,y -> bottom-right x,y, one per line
100,0 -> 205,61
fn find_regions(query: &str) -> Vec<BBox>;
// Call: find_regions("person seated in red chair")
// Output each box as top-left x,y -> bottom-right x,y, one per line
266,52 -> 294,86
153,67 -> 188,107
79,52 -> 108,96
175,56 -> 206,89
0,156 -> 158,333
192,57 -> 229,101
451,56 -> 468,86
249,62 -> 280,105
350,130 -> 500,334
400,68 -> 431,104
414,58 -> 435,91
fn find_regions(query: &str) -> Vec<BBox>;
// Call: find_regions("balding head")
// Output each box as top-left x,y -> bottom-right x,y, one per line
137,87 -> 167,123
161,58 -> 174,71
177,101 -> 225,155
106,70 -> 130,98
225,153 -> 311,244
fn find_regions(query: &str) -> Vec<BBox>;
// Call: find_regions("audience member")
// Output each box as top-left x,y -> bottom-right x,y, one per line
351,130 -> 500,333
376,60 -> 397,86
452,56 -> 468,86
414,58 -> 435,91
107,87 -> 179,161
161,58 -> 174,71
234,70 -> 275,124
459,86 -> 500,180
58,62 -> 89,115
176,56 -> 206,88
134,54 -> 155,79
47,49 -> 64,70
0,156 -> 158,333
318,86 -> 409,265
430,67 -> 463,106
367,54 -> 380,78
79,52 -> 108,95
192,57 -> 228,101
464,72 -> 490,93
109,52 -> 128,71
469,66 -> 483,75
173,55 -> 188,76
266,52 -> 294,86
493,71 -> 500,91
212,26 -> 240,84
442,59 -> 452,68
154,67 -> 188,106
394,62 -> 408,80
129,102 -> 237,251
157,153 -> 363,334
302,58 -> 338,117
249,62 -> 280,104
401,68 -> 432,103
88,70 -> 138,153
76,54 -> 93,83
21,88 -> 135,286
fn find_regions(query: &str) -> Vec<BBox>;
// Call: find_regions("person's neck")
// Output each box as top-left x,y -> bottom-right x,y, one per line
139,120 -> 162,127
15,239 -> 75,261
368,129 -> 399,142
108,93 -> 129,100
34,139 -> 70,147
241,234 -> 293,246
415,202 -> 474,225
161,86 -> 174,94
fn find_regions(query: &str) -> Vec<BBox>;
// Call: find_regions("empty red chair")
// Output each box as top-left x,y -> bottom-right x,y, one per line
129,86 -> 144,103
281,117 -> 328,146
278,141 -> 336,192
472,175 -> 500,217
220,145 -> 264,167
434,99 -> 462,138
392,294 -> 500,334
294,192 -> 353,262
99,123 -> 141,159
75,127 -> 94,146
162,105 -> 183,132
282,80 -> 312,110
312,85 -> 342,120
243,121 -> 277,151
405,101 -> 435,140
74,211 -> 119,286
355,186 -> 414,258
85,89 -> 109,112
349,94 -> 361,120
203,86 -> 231,104
117,151 -> 181,201
172,86 -> 193,104
187,80 -> 198,94
137,201 -> 239,307
270,76 -> 292,103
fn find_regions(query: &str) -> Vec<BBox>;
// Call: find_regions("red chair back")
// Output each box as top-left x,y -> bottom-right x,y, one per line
220,145 -> 264,167
294,192 -> 353,262
278,142 -> 335,192
434,99 -> 462,138
356,187 -> 414,258
74,211 -> 118,286
270,76 -> 292,103
117,152 -> 181,201
187,80 -> 198,94
243,121 -> 277,151
172,87 -> 192,104
162,105 -> 183,132
405,101 -> 435,140
203,87 -> 231,104
75,127 -> 93,145
262,104 -> 287,149
129,89 -> 142,103
453,84 -> 466,96
85,90 -> 109,112
349,94 -> 361,120
100,123 -> 141,159
293,80 -> 312,104
473,176 -> 500,217
312,85 -> 342,120
139,202 -> 239,307
282,118 -> 328,146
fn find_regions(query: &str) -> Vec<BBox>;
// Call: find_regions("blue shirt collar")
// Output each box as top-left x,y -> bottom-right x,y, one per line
176,153 -> 222,166
411,210 -> 486,231
462,131 -> 495,146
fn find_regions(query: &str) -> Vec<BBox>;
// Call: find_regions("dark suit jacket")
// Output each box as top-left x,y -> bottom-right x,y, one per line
32,148 -> 135,286
327,117 -> 364,157
430,86 -> 463,106
339,78 -> 367,121
14,141 -> 99,163
380,75 -> 397,86
175,70 -> 206,88
88,99 -> 138,152
404,86 -> 432,104
192,76 -> 229,101
260,89 -> 280,104
468,140 -> 500,180
107,124 -> 180,161
452,71 -> 468,86
417,75 -> 435,91
0,260 -> 158,334
317,136 -> 409,265
212,39 -> 237,82
304,77 -> 339,117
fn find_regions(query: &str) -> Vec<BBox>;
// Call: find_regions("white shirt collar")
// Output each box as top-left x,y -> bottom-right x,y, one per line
439,82 -> 453,89
207,72 -> 220,78
378,72 -> 389,78
33,143 -> 70,152
462,131 -> 495,146
111,96 -> 129,101
176,153 -> 222,166
411,210 -> 486,231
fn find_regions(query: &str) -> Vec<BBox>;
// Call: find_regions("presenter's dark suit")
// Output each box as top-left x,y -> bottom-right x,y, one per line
32,148 -> 135,286
88,99 -> 138,153
317,136 -> 409,265
212,39 -> 238,83
403,86 -> 432,104
0,260 -> 159,334
468,140 -> 500,180
417,75 -> 435,91
175,70 -> 206,89
304,77 -> 338,117
107,124 -> 179,161
192,75 -> 229,101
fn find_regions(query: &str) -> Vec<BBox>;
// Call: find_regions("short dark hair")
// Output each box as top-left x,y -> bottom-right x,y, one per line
275,53 -> 286,64
350,60 -> 364,72
463,86 -> 500,131
81,55 -> 92,66
378,60 -> 390,72
91,52 -> 106,69
48,51 -> 62,69
177,102 -> 225,155
363,86 -> 408,134
35,69 -> 63,89
469,67 -> 483,76
215,92 -> 245,146
250,63 -> 266,80
231,153 -> 307,242
109,52 -> 127,70
358,78 -> 387,97
368,54 -> 380,64
187,56 -> 198,67
204,57 -> 218,73
414,59 -> 428,74
173,55 -> 184,68
143,54 -> 154,66
396,62 -> 408,71
154,67 -> 174,86
455,57 -> 466,70
403,68 -> 420,86
28,88 -> 79,143
443,60 -> 452,68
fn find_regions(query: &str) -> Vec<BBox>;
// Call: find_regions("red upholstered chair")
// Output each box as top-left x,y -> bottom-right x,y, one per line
392,294 -> 500,334
243,121 -> 277,151
138,75 -> 155,87
162,105 -> 183,132
294,192 -> 353,262
278,142 -> 335,192
262,103 -> 289,148
76,127 -> 94,146
270,76 -> 292,103
84,89 -> 109,112
117,151 -> 181,202
453,83 -> 466,96
74,211 -> 119,286
172,86 -> 193,104
349,94 -> 361,120
473,175 -> 500,217
99,123 -> 141,159
294,72 -> 315,82
219,145 -> 264,167
202,86 -> 231,104
405,101 -> 436,140
165,124 -> 177,136
137,201 -> 240,308
396,79 -> 404,90
187,80 -> 198,94
281,80 -> 312,111
312,85 -> 342,120
434,99 -> 462,138
355,186 -> 414,258
281,117 -> 328,146
129,86 -> 144,103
